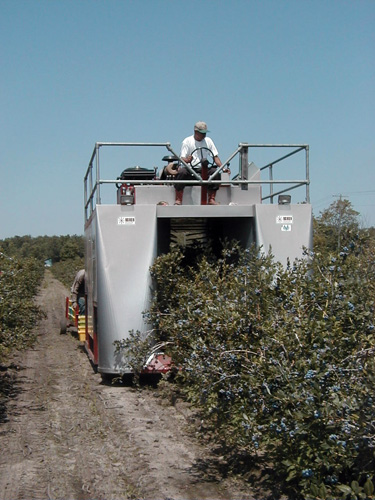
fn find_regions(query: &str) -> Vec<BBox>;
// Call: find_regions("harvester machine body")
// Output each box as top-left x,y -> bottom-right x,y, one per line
83,142 -> 312,375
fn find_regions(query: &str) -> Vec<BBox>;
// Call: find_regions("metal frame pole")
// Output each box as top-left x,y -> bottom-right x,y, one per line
95,143 -> 101,205
240,145 -> 249,191
305,146 -> 310,203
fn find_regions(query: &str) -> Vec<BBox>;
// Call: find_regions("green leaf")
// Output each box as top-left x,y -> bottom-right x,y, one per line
351,481 -> 361,494
282,459 -> 292,467
364,478 -> 374,496
319,483 -> 328,499
310,483 -> 320,497
286,469 -> 297,482
336,484 -> 353,495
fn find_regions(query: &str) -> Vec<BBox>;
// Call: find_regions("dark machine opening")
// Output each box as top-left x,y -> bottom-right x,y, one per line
157,217 -> 256,257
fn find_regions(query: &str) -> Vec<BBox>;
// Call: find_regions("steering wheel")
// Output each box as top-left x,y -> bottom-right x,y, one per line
190,147 -> 216,169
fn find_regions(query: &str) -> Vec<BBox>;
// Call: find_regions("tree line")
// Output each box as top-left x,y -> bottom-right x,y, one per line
0,234 -> 84,264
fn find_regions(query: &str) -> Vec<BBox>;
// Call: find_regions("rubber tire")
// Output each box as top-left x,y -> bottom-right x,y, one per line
60,318 -> 67,335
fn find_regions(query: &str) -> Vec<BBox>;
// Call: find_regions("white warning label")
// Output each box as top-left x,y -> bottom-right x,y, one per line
276,215 -> 293,224
118,216 -> 136,225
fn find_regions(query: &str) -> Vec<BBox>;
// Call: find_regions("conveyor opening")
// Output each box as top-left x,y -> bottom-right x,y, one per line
157,217 -> 256,256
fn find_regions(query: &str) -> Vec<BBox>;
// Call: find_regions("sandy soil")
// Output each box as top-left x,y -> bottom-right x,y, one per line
0,271 -> 260,500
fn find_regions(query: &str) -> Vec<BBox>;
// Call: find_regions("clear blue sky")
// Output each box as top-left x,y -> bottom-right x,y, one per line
1,0 -> 374,238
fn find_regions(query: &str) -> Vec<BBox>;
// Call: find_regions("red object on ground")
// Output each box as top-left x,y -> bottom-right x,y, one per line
143,354 -> 173,374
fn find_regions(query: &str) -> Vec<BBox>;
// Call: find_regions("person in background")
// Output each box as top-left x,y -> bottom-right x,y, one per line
71,269 -> 85,314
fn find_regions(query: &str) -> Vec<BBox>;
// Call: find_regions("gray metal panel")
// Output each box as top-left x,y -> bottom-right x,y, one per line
95,204 -> 157,374
134,185 -> 262,207
255,204 -> 313,266
156,204 -> 256,218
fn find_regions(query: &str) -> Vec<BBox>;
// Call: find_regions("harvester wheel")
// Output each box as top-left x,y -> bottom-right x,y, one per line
60,318 -> 67,335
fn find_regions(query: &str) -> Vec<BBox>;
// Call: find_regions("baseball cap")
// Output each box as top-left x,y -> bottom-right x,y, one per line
194,121 -> 210,134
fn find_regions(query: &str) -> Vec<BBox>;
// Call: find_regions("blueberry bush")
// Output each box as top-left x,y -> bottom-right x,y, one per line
0,252 -> 45,361
118,236 -> 375,499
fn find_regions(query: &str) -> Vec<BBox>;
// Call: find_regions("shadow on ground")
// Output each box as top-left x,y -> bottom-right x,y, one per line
0,363 -> 24,424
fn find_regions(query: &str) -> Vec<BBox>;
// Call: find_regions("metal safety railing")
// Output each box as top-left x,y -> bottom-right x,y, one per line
84,142 -> 310,221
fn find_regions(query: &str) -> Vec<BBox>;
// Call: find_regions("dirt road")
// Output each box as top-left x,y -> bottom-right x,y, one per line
0,271 -> 257,500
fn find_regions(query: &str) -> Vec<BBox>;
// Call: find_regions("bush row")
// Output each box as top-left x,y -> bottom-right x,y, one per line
0,252 -> 45,361
118,239 -> 375,499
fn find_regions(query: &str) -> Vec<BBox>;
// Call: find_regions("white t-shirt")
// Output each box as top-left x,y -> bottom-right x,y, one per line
180,135 -> 219,170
